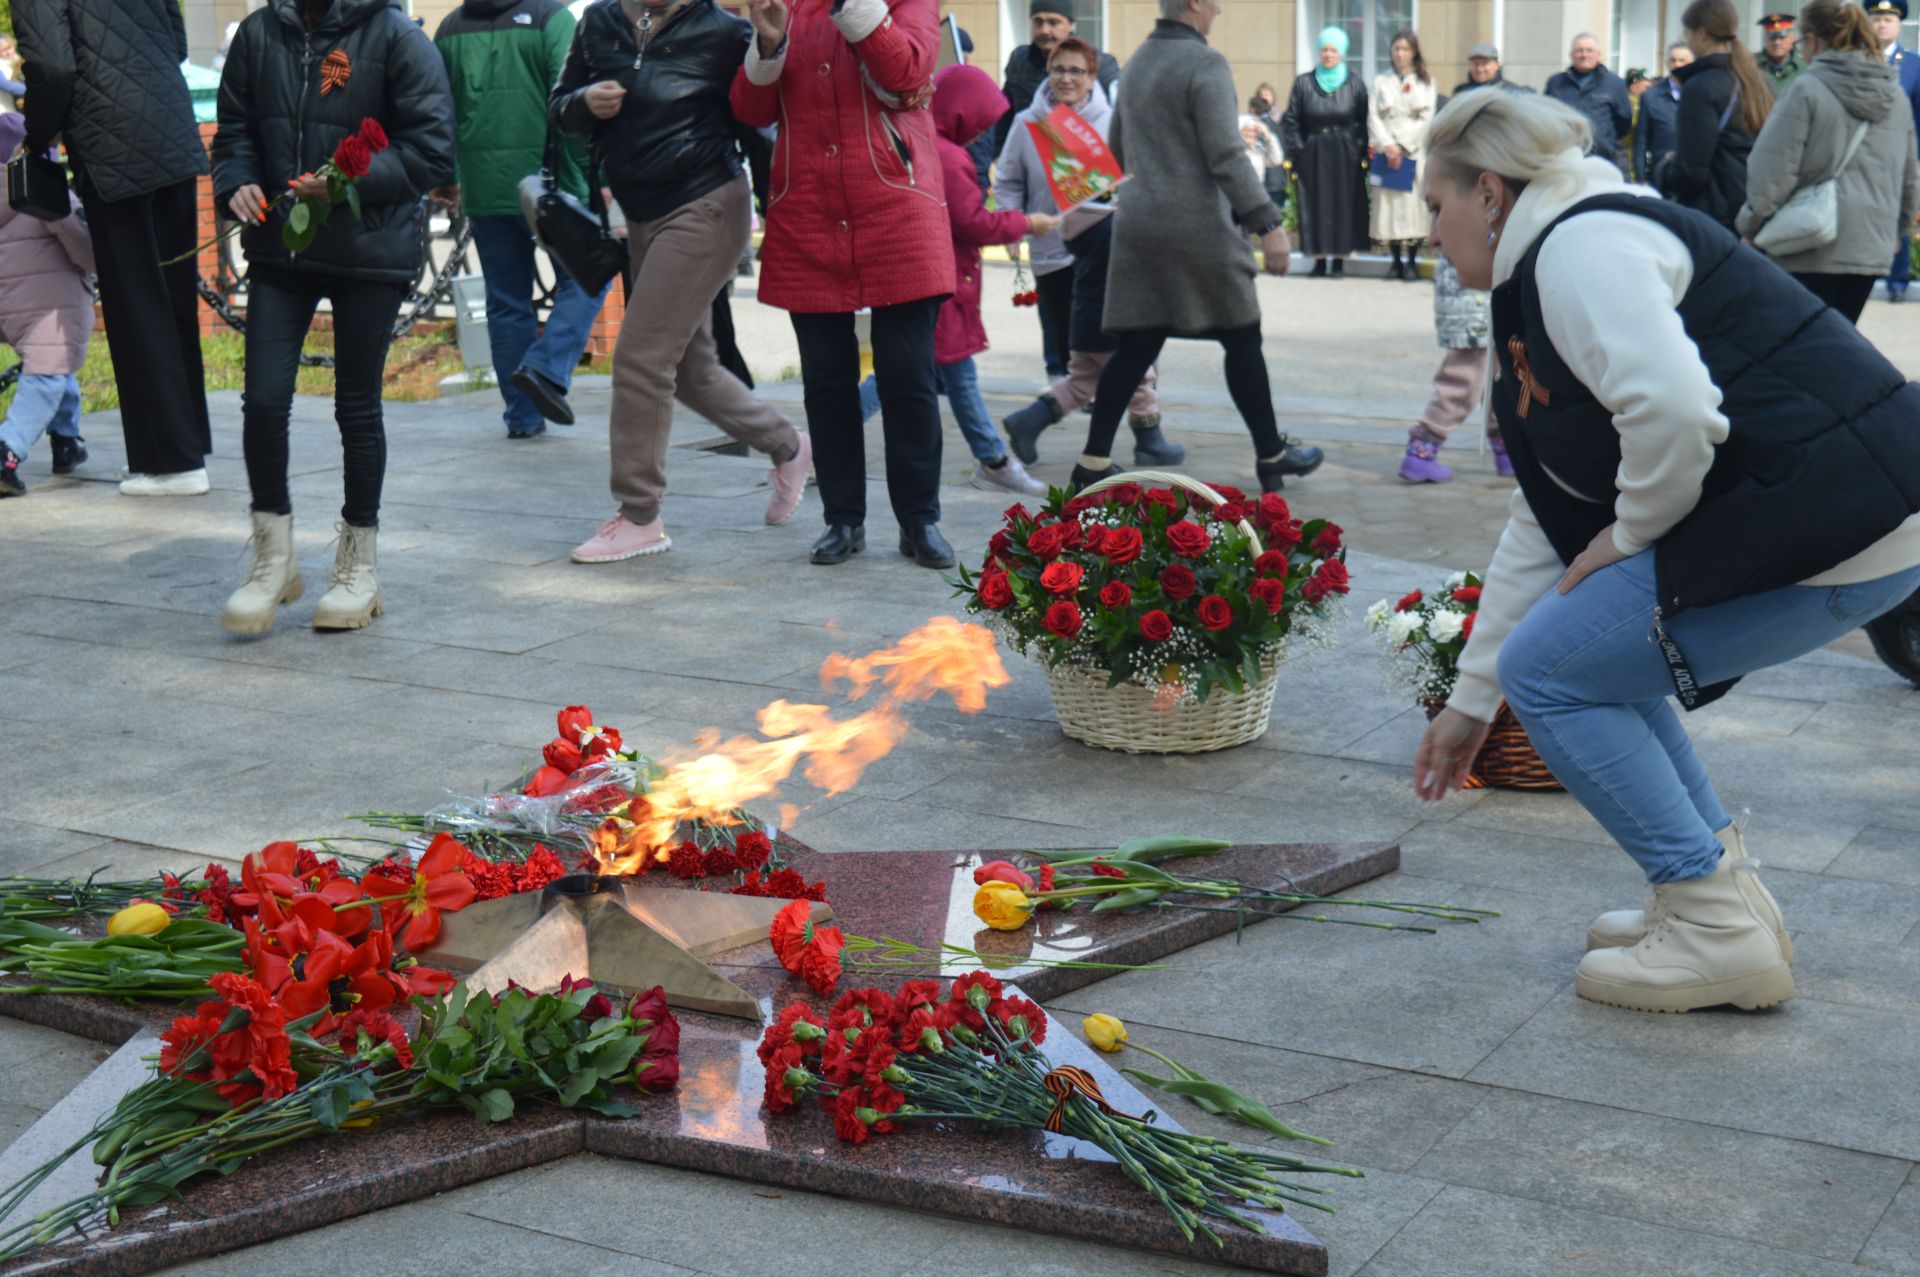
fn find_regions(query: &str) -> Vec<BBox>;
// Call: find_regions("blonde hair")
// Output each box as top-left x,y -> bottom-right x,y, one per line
1424,89 -> 1593,195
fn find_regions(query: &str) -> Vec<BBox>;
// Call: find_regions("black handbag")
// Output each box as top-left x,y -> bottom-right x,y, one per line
7,151 -> 71,222
518,132 -> 626,295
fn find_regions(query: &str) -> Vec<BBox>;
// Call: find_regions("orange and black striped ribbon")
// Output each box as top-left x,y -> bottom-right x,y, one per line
1507,337 -> 1552,419
1042,1065 -> 1139,1133
320,49 -> 352,96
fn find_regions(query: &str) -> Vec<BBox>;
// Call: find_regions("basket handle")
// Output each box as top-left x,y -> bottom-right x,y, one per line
1077,468 -> 1265,556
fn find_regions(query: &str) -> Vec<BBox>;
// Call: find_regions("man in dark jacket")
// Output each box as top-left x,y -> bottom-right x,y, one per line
1636,43 -> 1692,190
16,0 -> 213,494
437,0 -> 608,437
1453,42 -> 1534,96
1545,33 -> 1634,174
991,1 -> 1120,159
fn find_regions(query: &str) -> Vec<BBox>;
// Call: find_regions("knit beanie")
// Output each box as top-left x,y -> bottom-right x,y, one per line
1030,0 -> 1076,20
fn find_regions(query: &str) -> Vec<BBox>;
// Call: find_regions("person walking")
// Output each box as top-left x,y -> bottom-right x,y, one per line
0,113 -> 92,498
1281,26 -> 1369,277
15,0 -> 213,496
1368,29 -> 1435,280
436,0 -> 610,439
1636,43 -> 1695,185
1656,0 -> 1773,231
553,0 -> 813,565
1397,255 -> 1506,483
1756,12 -> 1808,87
995,37 -> 1179,468
1867,0 -> 1920,302
1545,33 -> 1634,173
1739,0 -> 1920,322
1414,89 -> 1920,1014
1072,0 -> 1323,495
730,0 -> 959,569
210,0 -> 456,635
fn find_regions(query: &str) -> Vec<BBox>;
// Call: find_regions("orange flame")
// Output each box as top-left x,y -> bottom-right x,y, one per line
592,618 -> 1009,874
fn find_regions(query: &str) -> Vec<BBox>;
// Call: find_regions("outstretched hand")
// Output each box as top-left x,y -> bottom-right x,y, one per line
1413,707 -> 1492,801
747,0 -> 788,54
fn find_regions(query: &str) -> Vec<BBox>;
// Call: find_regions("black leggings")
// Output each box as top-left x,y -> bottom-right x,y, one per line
242,267 -> 405,527
1792,272 -> 1875,326
1083,325 -> 1283,460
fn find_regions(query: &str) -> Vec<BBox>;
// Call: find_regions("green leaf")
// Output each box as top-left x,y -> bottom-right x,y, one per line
1091,885 -> 1166,912
288,200 -> 310,235
345,181 -> 362,221
309,1086 -> 351,1129
1113,835 -> 1233,862
465,1087 -> 515,1122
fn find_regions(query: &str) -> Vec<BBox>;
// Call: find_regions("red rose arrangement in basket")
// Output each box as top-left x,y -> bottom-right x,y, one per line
955,482 -> 1350,702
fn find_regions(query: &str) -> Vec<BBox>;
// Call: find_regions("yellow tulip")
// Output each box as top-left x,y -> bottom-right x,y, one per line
106,903 -> 170,937
973,881 -> 1034,931
1083,1013 -> 1129,1053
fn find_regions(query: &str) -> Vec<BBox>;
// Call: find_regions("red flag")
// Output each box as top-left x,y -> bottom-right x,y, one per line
1024,103 -> 1125,209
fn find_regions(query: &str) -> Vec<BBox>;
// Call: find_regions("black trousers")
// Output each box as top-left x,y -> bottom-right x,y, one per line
242,267 -> 405,528
1793,272 -> 1876,326
1086,325 -> 1283,460
789,297 -> 942,529
1034,266 -> 1073,377
77,174 -> 212,475
712,285 -> 752,388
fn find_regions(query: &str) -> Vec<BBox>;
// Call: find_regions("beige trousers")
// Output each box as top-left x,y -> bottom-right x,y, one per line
1048,352 -> 1159,418
1412,347 -> 1492,445
610,175 -> 799,525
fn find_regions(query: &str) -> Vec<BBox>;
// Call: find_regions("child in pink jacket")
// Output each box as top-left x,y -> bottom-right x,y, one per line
0,111 -> 94,496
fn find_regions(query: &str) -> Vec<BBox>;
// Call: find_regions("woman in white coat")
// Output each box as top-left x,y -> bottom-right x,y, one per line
1369,30 -> 1437,279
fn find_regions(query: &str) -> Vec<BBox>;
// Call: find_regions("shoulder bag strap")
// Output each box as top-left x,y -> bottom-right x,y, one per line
1833,118 -> 1871,178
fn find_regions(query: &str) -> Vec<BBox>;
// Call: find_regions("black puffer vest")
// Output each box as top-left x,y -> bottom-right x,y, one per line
1493,194 -> 1920,649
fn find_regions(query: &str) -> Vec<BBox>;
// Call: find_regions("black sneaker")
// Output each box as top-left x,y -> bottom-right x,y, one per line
0,449 -> 24,497
49,435 -> 87,475
509,365 -> 576,426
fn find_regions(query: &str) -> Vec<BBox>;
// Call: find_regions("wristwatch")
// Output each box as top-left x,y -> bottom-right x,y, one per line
1255,221 -> 1283,237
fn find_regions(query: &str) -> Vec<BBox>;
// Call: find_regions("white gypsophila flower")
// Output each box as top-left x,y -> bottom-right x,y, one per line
1365,599 -> 1391,630
1386,611 -> 1426,643
1444,571 -> 1469,589
1427,609 -> 1466,642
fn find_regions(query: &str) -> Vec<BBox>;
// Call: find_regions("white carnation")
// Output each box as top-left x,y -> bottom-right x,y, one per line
1365,599 -> 1391,630
1386,611 -> 1426,643
1427,609 -> 1467,642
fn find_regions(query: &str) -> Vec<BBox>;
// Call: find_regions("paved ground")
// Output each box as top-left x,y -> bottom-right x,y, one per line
3,270 -> 1920,1276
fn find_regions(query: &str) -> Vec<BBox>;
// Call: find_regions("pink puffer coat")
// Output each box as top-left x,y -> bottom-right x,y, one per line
931,65 -> 1029,365
729,0 -> 954,313
0,192 -> 95,376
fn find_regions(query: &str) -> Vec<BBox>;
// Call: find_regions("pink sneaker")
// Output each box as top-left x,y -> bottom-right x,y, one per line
571,513 -> 671,563
765,431 -> 812,525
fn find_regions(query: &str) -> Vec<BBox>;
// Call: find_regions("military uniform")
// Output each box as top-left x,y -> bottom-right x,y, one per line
1755,13 -> 1806,89
1869,0 -> 1920,299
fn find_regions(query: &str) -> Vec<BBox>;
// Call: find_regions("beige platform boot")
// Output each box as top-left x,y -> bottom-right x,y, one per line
1575,849 -> 1796,1013
1586,819 -> 1793,962
220,512 -> 302,635
311,522 -> 382,630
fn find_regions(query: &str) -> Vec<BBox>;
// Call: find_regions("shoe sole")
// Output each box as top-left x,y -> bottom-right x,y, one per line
899,548 -> 956,569
968,473 -> 1047,496
313,593 -> 385,631
221,577 -> 305,637
1585,924 -> 1796,964
1398,471 -> 1452,484
1575,960 -> 1796,1013
571,537 -> 673,564
121,484 -> 210,497
510,373 -> 576,426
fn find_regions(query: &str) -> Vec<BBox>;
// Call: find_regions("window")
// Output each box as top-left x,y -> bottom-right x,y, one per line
1304,0 -> 1416,85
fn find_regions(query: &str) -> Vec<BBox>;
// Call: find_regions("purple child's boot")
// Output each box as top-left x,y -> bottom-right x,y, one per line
1398,438 -> 1453,484
1490,433 -> 1515,477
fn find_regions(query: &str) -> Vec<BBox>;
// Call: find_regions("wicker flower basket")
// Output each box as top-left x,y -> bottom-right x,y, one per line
1419,697 -> 1563,790
1038,469 -> 1284,754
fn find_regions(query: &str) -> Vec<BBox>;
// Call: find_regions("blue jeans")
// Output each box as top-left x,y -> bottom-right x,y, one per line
0,373 -> 81,458
856,360 -> 1006,465
1890,237 -> 1911,296
1498,550 -> 1920,884
467,214 -> 611,434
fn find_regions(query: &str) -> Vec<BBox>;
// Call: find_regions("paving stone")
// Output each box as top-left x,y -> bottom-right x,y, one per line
0,1019 -> 114,1110
1826,826 -> 1920,887
1861,1164 -> 1920,1275
0,820 -> 114,878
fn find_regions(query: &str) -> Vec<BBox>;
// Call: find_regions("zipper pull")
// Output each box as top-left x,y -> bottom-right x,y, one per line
632,6 -> 652,69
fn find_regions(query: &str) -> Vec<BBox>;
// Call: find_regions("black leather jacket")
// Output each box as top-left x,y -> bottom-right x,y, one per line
550,0 -> 750,224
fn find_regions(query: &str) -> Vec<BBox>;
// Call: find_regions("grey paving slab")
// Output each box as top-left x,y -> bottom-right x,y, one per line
0,1018 -> 113,1110
1355,1184 -> 1880,1277
0,1100 -> 42,1150
1410,1089 -> 1911,1261
1828,826 -> 1920,888
0,820 -> 114,877
1782,934 -> 1920,1017
782,793 -> 1089,853
25,841 -> 241,880
1862,1165 -> 1920,1275
1762,867 -> 1920,945
1467,991 -> 1920,1160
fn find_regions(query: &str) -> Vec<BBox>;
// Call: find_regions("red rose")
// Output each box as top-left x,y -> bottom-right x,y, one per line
1209,484 -> 1247,504
332,134 -> 372,179
1062,495 -> 1096,517
1098,580 -> 1132,610
1215,501 -> 1249,524
977,568 -> 1014,610
1316,559 -> 1351,594
1451,586 -> 1482,606
1267,519 -> 1303,553
1003,502 -> 1033,524
1160,563 -> 1197,600
1462,612 -> 1477,640
1107,482 -> 1143,506
1254,550 -> 1290,578
1080,524 -> 1110,554
1139,610 -> 1173,642
1165,520 -> 1211,558
1144,487 -> 1181,515
1102,525 -> 1144,565
1312,524 -> 1343,555
1250,577 -> 1287,614
1027,524 -> 1072,559
987,530 -> 1013,563
358,117 -> 389,153
1039,561 -> 1084,596
1057,521 -> 1083,550
1394,589 -> 1424,612
1196,594 -> 1233,631
1043,600 -> 1083,639
1256,493 -> 1291,531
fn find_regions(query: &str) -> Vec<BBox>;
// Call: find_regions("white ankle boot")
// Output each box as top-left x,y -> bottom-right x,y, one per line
1575,850 -> 1795,1013
312,522 -> 382,630
1587,821 -> 1793,962
220,512 -> 302,635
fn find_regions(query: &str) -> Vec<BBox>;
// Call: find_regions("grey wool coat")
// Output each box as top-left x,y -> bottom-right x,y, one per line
1104,20 -> 1281,335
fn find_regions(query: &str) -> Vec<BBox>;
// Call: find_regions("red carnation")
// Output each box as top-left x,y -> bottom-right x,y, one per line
733,830 -> 772,870
1043,600 -> 1083,639
769,898 -> 811,970
1462,611 -> 1477,640
1394,589 -> 1424,612
1098,580 -> 1132,610
1451,586 -> 1482,606
332,133 -> 372,179
1165,520 -> 1211,558
667,840 -> 706,878
1040,561 -> 1084,596
1250,577 -> 1287,614
1102,525 -> 1144,565
1139,609 -> 1173,642
358,117 -> 389,152
1160,564 -> 1197,600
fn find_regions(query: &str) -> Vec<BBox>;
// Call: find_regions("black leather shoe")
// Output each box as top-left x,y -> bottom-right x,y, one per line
1329,259 -> 1346,279
1068,462 -> 1123,495
510,365 -> 576,426
49,435 -> 87,475
1308,259 -> 1328,278
898,523 -> 955,569
811,524 -> 866,565
1256,439 -> 1325,493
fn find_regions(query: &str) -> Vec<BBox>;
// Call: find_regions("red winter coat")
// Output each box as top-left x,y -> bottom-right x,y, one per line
931,64 -> 1031,365
729,0 -> 954,313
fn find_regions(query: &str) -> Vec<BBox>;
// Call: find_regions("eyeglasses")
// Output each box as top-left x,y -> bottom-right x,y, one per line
1049,65 -> 1091,77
